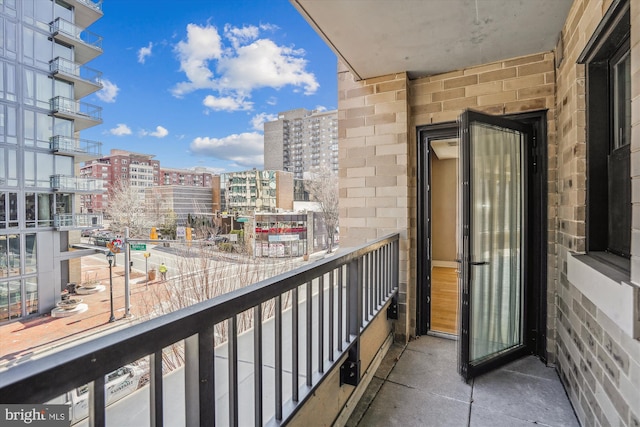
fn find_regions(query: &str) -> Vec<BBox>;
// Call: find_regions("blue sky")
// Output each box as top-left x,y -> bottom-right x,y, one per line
80,0 -> 337,172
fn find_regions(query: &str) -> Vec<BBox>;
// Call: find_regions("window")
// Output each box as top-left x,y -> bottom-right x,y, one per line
579,0 -> 631,265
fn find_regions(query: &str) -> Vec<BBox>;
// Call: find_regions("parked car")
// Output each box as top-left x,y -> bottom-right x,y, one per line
47,365 -> 144,426
204,235 -> 228,245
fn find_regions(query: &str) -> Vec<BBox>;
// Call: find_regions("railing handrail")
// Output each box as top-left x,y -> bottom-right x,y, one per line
50,56 -> 103,83
50,17 -> 103,50
75,0 -> 103,12
0,233 -> 398,405
50,135 -> 102,156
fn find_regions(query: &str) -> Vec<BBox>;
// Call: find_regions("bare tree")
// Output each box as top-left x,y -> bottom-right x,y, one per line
107,179 -> 151,238
306,168 -> 339,253
137,244 -> 296,371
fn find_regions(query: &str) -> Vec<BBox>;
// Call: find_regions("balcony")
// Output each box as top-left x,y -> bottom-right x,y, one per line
50,175 -> 105,193
50,57 -> 103,98
53,213 -> 104,229
66,0 -> 103,28
0,235 -> 399,426
50,135 -> 102,162
50,96 -> 102,131
50,18 -> 103,64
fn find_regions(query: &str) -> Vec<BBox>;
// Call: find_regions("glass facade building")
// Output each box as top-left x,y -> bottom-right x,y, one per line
0,0 -> 104,322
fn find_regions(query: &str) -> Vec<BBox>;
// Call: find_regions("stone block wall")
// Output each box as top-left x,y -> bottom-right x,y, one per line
553,0 -> 640,425
337,62 -> 412,341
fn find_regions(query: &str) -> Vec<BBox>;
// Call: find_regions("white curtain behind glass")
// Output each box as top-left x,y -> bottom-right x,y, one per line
469,122 -> 523,362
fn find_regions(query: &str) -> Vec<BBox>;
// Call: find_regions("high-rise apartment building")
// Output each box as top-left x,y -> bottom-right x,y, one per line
264,108 -> 338,178
0,0 -> 105,322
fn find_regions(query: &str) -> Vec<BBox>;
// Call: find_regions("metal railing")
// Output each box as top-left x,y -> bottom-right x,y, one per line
50,96 -> 102,122
50,57 -> 103,86
50,135 -> 102,157
50,175 -> 105,192
50,18 -> 103,50
0,234 -> 399,426
53,213 -> 103,228
74,0 -> 103,11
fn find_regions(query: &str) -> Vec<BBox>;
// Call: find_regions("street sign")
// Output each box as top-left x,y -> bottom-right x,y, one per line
237,217 -> 248,223
131,243 -> 147,251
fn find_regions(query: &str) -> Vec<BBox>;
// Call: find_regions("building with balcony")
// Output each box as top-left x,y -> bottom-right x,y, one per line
219,169 -> 294,214
264,108 -> 339,178
0,0 -> 105,323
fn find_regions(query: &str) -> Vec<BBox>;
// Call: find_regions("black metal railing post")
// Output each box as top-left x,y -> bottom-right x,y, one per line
341,256 -> 362,386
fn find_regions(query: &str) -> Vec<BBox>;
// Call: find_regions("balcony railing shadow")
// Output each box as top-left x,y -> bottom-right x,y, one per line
0,234 -> 399,426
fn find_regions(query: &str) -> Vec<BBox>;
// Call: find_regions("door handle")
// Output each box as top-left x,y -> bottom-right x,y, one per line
470,261 -> 489,266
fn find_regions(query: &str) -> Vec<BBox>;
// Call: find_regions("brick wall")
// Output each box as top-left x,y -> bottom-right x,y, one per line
553,0 -> 640,426
337,62 -> 412,340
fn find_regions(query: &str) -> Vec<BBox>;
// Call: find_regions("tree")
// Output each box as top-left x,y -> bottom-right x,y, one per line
106,179 -> 151,238
306,168 -> 339,253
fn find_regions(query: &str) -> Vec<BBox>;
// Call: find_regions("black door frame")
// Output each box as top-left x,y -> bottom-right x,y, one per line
416,110 -> 548,362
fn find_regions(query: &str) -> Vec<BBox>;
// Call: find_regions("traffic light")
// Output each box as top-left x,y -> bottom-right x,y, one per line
234,211 -> 239,219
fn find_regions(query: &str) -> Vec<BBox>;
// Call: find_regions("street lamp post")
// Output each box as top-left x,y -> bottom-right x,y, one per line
107,251 -> 115,323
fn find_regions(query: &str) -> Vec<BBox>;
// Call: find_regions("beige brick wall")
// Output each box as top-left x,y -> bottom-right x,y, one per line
338,67 -> 412,341
553,1 -> 640,426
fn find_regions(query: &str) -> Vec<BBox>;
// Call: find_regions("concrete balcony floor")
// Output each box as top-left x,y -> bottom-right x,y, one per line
347,335 -> 579,427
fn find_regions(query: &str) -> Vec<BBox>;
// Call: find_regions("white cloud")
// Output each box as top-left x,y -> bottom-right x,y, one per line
96,79 -> 119,103
251,112 -> 277,131
172,23 -> 319,110
203,95 -> 253,112
315,105 -> 328,112
109,123 -> 132,136
138,42 -> 153,64
217,39 -> 319,95
190,132 -> 263,168
224,24 -> 259,49
140,125 -> 169,138
172,23 -> 223,96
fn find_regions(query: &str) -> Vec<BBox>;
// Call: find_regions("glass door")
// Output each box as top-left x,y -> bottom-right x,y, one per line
458,110 -> 531,380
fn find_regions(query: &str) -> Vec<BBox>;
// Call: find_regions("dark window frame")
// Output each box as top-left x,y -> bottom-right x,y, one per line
579,0 -> 631,266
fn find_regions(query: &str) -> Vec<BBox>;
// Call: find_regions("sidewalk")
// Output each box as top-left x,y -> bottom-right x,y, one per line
0,258 -> 162,370
0,250 -> 329,370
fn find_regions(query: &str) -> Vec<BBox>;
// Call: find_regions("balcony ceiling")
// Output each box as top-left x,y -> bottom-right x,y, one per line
291,0 -> 573,80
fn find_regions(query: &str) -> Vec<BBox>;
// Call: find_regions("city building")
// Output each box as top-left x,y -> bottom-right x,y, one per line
0,0 -> 105,322
80,151 -> 216,215
159,166 -> 213,187
219,169 -> 294,214
264,108 -> 338,178
144,185 -> 215,228
79,149 -> 159,213
252,211 -> 331,258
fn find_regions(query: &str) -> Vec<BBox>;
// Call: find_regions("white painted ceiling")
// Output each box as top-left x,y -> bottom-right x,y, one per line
291,0 -> 573,80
